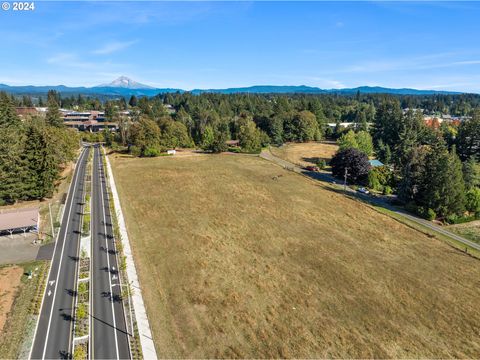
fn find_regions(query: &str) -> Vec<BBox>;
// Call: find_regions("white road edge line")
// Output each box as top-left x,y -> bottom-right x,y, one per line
98,146 -> 120,360
69,154 -> 87,356
38,148 -> 87,360
89,149 -> 94,360
28,148 -> 85,360
101,145 -> 133,360
104,147 -> 158,359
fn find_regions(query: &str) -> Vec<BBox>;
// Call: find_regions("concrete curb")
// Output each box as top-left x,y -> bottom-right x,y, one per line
104,152 -> 158,360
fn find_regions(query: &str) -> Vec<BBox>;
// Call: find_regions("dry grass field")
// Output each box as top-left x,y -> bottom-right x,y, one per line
270,141 -> 338,167
448,220 -> 480,245
110,153 -> 480,358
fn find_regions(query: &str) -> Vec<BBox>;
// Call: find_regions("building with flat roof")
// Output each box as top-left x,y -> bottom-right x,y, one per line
63,110 -> 116,132
0,207 -> 39,237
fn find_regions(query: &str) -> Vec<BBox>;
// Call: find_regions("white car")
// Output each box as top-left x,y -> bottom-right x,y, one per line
357,187 -> 370,194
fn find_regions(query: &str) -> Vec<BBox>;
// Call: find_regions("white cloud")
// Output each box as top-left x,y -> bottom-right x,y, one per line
92,40 -> 137,55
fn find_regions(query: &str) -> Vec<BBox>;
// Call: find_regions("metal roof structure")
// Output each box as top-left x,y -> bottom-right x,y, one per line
369,159 -> 384,167
0,207 -> 39,232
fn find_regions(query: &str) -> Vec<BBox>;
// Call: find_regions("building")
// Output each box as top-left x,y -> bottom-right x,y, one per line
0,207 -> 39,238
226,139 -> 240,147
369,159 -> 384,167
15,107 -> 39,118
326,122 -> 373,130
63,110 -> 118,132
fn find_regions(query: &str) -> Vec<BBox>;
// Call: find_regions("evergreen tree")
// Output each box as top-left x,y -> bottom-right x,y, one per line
23,119 -> 60,199
463,156 -> 480,190
129,95 -> 138,107
201,125 -> 215,150
0,92 -> 26,204
394,110 -> 426,171
372,99 -> 402,148
457,111 -> 480,161
46,90 -> 63,127
355,130 -> 374,156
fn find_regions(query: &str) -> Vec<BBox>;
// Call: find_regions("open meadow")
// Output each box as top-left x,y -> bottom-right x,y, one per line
448,220 -> 480,245
110,153 -> 480,358
270,141 -> 338,167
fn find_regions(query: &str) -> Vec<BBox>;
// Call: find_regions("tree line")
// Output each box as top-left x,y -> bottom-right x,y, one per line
0,91 -> 79,205
330,98 -> 479,222
5,89 -> 480,221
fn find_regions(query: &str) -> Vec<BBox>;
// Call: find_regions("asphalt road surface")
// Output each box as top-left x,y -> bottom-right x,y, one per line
90,145 -> 131,360
30,147 -> 89,360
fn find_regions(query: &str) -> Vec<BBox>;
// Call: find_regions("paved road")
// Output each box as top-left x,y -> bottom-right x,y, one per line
90,145 -> 131,360
30,147 -> 89,360
261,148 -> 480,252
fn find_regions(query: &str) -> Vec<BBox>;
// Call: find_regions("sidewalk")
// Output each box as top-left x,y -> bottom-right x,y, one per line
104,150 -> 158,360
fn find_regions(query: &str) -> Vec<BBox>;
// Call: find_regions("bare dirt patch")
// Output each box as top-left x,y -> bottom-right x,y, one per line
0,266 -> 23,334
111,153 -> 480,358
270,141 -> 338,167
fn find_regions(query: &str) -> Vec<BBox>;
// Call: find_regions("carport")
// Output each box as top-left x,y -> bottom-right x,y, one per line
0,207 -> 39,238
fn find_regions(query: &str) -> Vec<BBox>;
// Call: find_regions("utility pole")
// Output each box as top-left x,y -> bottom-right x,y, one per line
343,167 -> 348,191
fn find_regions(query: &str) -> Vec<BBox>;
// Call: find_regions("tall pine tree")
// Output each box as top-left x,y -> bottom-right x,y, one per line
0,92 -> 27,204
45,90 -> 63,127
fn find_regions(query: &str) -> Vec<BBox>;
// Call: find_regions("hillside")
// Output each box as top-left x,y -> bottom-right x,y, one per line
0,79 -> 464,97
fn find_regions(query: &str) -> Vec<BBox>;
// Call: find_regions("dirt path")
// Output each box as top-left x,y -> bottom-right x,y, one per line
0,266 -> 23,334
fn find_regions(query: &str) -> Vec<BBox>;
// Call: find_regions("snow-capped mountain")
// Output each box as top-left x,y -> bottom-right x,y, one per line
96,76 -> 154,89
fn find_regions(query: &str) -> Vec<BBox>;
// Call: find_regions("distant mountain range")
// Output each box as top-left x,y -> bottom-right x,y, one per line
0,76 -> 466,97
96,76 -> 154,90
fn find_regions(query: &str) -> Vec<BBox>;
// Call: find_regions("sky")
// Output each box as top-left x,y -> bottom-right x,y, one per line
2,1 -> 480,92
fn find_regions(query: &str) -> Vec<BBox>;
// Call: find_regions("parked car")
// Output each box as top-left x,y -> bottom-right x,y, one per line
304,165 -> 320,172
357,187 -> 370,194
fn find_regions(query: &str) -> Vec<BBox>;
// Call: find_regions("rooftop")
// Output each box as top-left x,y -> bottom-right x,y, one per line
0,207 -> 39,232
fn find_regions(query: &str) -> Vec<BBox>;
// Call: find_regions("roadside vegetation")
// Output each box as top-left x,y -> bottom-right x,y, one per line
0,261 -> 48,359
101,148 -> 142,359
448,221 -> 480,245
110,153 -> 480,358
73,149 -> 92,358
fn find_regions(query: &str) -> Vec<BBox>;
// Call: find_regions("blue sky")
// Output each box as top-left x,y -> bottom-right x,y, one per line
2,1 -> 480,91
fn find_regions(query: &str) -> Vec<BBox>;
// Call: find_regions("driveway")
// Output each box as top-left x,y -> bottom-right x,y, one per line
0,233 -> 39,265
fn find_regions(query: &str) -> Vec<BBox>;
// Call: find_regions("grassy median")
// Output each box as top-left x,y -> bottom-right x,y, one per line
110,153 -> 480,358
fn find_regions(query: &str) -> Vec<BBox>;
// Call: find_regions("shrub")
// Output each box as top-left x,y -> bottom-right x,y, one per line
445,214 -> 458,224
316,159 -> 327,170
77,303 -> 87,320
405,201 -> 417,214
368,170 -> 381,191
425,208 -> 436,221
466,187 -> 480,215
143,146 -> 161,157
383,186 -> 393,195
129,145 -> 141,157
78,282 -> 88,294
74,344 -> 86,360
